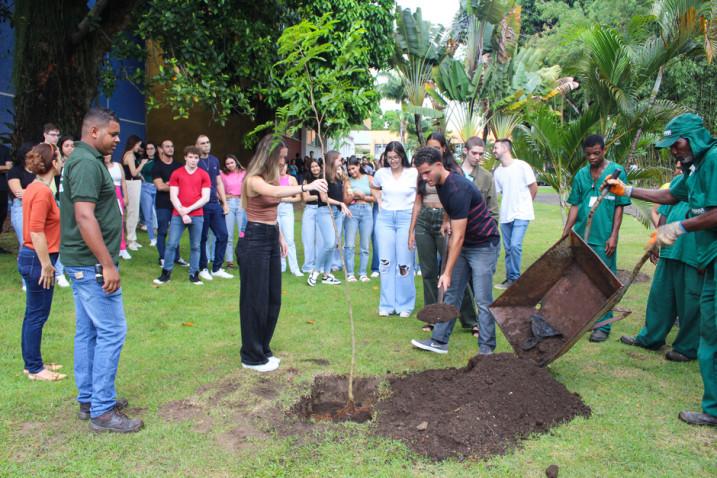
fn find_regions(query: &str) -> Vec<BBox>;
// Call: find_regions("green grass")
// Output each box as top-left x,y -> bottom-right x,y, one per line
0,198 -> 715,477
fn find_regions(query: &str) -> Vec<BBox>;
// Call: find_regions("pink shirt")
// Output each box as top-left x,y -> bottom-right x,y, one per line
221,170 -> 245,196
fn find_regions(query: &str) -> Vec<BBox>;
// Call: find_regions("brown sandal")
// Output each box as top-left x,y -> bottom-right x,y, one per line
472,326 -> 480,337
28,369 -> 67,381
23,363 -> 63,375
422,324 -> 434,332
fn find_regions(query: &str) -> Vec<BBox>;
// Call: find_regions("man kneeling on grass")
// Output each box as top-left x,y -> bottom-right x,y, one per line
410,146 -> 500,355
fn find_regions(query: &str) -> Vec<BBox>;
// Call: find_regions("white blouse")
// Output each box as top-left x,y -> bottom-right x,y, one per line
373,167 -> 417,211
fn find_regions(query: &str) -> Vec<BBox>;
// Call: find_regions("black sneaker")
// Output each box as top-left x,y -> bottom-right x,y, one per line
89,408 -> 143,433
78,398 -> 129,420
189,273 -> 204,285
176,258 -> 189,267
153,269 -> 171,285
589,329 -> 610,342
678,411 -> 717,426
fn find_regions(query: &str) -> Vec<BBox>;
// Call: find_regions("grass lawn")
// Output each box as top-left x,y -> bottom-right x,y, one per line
0,195 -> 715,477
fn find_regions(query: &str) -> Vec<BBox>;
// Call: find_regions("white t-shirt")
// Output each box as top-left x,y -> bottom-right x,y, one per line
373,167 -> 417,211
493,159 -> 536,223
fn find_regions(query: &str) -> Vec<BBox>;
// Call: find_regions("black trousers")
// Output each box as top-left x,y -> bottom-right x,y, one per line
0,189 -> 7,233
239,221 -> 282,365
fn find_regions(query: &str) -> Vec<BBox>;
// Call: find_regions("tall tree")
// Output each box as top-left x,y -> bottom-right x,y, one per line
12,0 -> 143,145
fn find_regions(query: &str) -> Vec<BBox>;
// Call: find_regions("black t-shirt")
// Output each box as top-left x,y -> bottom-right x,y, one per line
8,164 -> 36,199
0,144 -> 10,191
152,159 -> 181,209
318,180 -> 343,207
437,172 -> 499,247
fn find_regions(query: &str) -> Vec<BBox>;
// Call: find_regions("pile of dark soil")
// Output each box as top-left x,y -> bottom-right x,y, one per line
417,303 -> 460,324
373,353 -> 590,460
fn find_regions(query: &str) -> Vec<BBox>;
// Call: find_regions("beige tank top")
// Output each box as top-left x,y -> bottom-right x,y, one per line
246,194 -> 280,223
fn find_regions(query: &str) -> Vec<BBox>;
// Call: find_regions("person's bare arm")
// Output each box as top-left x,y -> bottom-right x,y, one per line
437,218 -> 467,290
528,182 -> 538,200
30,231 -> 55,289
74,202 -> 120,293
683,207 -> 717,232
562,205 -> 579,238
169,186 -> 187,216
154,177 -> 170,192
282,176 -> 303,203
605,205 -> 624,256
216,175 -> 228,213
8,178 -> 23,199
249,176 -> 326,199
0,160 -> 11,173
408,193 -> 423,250
120,167 -> 128,207
186,188 -> 210,212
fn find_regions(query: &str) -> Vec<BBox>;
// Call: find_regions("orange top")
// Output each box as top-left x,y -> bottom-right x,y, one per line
245,193 -> 280,223
23,181 -> 61,253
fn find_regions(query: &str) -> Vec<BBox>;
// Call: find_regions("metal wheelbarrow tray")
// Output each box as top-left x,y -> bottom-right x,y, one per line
490,230 -> 622,366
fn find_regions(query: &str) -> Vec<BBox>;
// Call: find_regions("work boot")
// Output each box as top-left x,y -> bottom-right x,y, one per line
619,335 -> 638,346
78,398 -> 129,420
89,408 -> 143,433
678,411 -> 717,427
589,329 -> 609,342
665,350 -> 693,362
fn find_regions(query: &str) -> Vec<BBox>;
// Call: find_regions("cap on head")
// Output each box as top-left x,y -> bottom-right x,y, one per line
655,113 -> 704,149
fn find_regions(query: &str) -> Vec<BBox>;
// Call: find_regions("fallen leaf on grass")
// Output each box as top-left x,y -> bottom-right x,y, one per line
306,320 -> 316,325
182,322 -> 194,327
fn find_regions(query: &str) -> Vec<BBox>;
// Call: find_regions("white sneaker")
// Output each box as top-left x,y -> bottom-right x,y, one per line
128,242 -> 140,251
370,271 -> 379,278
378,310 -> 391,317
199,268 -> 213,281
359,275 -> 370,282
22,284 -> 26,292
416,270 -> 422,276
399,311 -> 411,318
211,268 -> 234,279
322,273 -> 341,285
149,239 -> 157,247
268,356 -> 281,365
347,274 -> 357,282
119,250 -> 132,260
55,275 -> 70,288
307,271 -> 320,287
242,360 -> 279,372
292,271 -> 304,277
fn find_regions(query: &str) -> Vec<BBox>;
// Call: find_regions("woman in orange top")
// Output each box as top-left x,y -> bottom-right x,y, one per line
17,143 -> 66,381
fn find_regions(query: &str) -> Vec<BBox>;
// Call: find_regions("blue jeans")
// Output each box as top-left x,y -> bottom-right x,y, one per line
301,204 -> 322,272
10,198 -> 22,246
139,182 -> 157,241
164,215 -> 204,275
432,240 -> 500,352
17,247 -> 58,373
500,219 -> 530,281
375,208 -> 415,314
316,206 -> 344,273
199,201 -> 228,272
156,207 -> 180,263
344,203 -> 373,276
278,202 -> 301,274
66,265 -> 126,418
224,197 -> 245,263
371,203 -> 379,273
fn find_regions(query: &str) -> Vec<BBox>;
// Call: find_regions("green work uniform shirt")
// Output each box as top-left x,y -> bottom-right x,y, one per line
657,177 -> 700,269
567,161 -> 631,246
59,142 -> 122,266
670,153 -> 717,269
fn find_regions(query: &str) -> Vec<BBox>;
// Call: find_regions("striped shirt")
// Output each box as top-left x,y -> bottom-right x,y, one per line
437,172 -> 499,247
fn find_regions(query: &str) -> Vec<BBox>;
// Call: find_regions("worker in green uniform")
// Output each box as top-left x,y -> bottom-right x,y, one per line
562,134 -> 630,343
606,113 -> 717,427
620,162 -> 703,362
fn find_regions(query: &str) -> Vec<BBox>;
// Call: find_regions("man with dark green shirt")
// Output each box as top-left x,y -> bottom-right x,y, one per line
606,113 -> 717,427
563,134 -> 630,343
60,108 -> 143,433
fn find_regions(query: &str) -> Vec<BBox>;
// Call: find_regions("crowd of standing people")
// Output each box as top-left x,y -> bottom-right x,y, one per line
3,106 -> 715,432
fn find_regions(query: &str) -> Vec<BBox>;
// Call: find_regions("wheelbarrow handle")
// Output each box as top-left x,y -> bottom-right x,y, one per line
583,169 -> 621,244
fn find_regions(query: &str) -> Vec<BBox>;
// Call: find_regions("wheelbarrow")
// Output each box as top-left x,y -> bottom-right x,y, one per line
490,170 -> 655,366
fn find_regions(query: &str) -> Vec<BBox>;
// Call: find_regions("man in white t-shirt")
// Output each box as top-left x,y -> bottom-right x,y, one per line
492,139 -> 537,289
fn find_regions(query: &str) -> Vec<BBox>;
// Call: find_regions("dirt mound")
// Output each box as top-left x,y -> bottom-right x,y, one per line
293,375 -> 380,423
373,353 -> 590,460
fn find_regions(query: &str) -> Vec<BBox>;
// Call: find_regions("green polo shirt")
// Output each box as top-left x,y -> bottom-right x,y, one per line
669,150 -> 717,269
567,161 -> 631,246
59,142 -> 122,266
657,184 -> 699,268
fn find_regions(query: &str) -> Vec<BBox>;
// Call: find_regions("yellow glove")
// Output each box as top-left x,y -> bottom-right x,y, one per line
604,178 -> 633,197
654,222 -> 687,247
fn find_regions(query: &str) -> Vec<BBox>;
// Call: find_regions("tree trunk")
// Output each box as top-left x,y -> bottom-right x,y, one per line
12,0 -> 141,146
414,113 -> 424,146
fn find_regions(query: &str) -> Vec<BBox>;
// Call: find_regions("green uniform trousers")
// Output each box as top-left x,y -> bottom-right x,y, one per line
699,260 -> 717,417
589,243 -> 617,332
635,258 -> 702,358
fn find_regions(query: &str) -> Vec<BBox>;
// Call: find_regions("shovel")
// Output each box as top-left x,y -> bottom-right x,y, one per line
416,233 -> 460,325
520,312 -> 563,351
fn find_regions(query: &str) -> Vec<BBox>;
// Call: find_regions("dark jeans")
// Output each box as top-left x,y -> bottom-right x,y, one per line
200,201 -> 228,272
17,247 -> 58,373
0,189 -> 8,234
415,207 -> 477,328
156,207 -> 180,262
239,222 -> 281,365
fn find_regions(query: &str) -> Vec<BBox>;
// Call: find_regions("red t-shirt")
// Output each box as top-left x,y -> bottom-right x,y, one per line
168,166 -> 211,216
